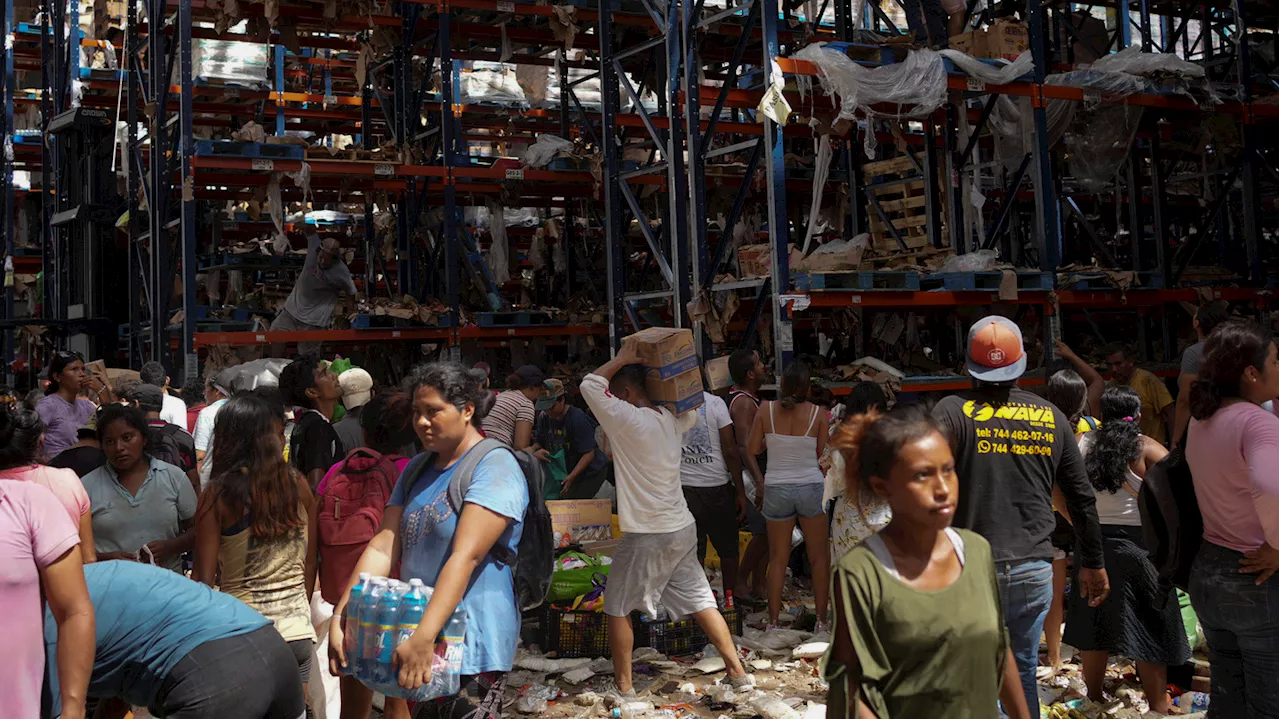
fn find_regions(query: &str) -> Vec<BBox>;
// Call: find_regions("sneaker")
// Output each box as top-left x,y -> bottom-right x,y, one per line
725,673 -> 755,691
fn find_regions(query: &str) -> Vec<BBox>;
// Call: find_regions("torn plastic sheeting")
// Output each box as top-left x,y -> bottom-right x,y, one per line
938,248 -> 999,273
193,39 -> 269,88
801,134 -> 832,253
286,162 -> 312,207
789,46 -> 1034,158
484,199 -> 511,284
522,134 -> 575,168
512,652 -> 594,673
1089,45 -> 1206,78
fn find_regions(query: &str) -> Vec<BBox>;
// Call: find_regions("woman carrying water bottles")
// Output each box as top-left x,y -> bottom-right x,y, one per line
193,394 -> 319,698
329,362 -> 528,719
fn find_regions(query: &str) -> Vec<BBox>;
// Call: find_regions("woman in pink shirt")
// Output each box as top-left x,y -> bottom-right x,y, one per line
0,407 -> 96,563
1185,321 -> 1279,718
0,480 -> 96,719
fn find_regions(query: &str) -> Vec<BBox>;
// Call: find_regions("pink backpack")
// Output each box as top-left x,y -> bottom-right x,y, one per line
316,448 -> 402,604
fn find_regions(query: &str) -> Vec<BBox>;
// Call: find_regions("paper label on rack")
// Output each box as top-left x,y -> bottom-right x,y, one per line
965,76 -> 985,92
505,168 -> 525,180
323,94 -> 338,105
1082,89 -> 1101,107
778,322 -> 794,352
497,1 -> 515,11
758,86 -> 791,125
251,159 -> 274,171
374,163 -> 395,176
778,294 -> 811,312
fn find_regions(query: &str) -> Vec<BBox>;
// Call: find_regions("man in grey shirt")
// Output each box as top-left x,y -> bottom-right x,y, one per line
270,232 -> 358,354
1172,302 -> 1230,447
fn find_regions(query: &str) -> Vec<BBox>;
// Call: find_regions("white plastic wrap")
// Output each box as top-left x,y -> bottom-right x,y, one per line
485,199 -> 511,284
1089,46 -> 1206,78
790,45 -> 1033,158
193,39 -> 269,88
938,248 -> 999,272
459,62 -> 528,106
521,134 -> 575,168
802,134 -> 832,252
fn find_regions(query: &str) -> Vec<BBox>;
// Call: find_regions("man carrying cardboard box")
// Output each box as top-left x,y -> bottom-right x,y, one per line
580,338 -> 751,695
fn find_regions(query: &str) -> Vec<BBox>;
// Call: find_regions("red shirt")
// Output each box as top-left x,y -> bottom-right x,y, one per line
186,404 -> 206,435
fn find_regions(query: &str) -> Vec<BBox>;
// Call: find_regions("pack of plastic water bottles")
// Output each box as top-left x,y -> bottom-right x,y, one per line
342,574 -> 467,701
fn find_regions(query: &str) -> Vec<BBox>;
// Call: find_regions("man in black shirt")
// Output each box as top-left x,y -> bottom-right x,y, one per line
532,379 -> 606,499
280,353 -> 344,491
933,316 -> 1109,714
49,419 -> 106,477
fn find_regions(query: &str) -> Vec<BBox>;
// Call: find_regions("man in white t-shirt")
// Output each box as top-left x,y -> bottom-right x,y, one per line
193,370 -> 233,488
580,341 -> 750,695
680,391 -> 746,595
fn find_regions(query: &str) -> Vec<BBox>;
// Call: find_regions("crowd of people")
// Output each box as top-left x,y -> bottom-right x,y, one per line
0,308 -> 1275,719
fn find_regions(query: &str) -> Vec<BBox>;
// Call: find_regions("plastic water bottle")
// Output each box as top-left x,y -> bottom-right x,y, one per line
372,584 -> 405,685
343,573 -> 370,676
357,578 -> 389,681
396,579 -> 428,649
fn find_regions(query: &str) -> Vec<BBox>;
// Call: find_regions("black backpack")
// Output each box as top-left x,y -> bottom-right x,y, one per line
1137,447 -> 1202,596
407,438 -> 553,611
149,423 -> 196,472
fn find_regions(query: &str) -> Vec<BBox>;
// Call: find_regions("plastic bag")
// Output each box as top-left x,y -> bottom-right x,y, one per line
550,564 -> 611,603
938,248 -> 999,272
522,134 -> 575,168
542,449 -> 568,500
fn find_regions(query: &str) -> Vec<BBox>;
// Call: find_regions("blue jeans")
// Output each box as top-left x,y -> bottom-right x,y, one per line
996,559 -> 1053,715
1189,541 -> 1279,719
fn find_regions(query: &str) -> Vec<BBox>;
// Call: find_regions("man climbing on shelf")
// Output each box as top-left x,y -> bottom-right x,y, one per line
269,231 -> 359,355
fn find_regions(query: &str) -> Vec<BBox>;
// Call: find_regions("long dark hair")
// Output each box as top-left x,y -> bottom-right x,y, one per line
362,394 -> 416,454
1045,369 -> 1088,425
1086,386 -> 1142,494
208,395 -> 305,538
1190,321 -> 1273,420
778,361 -> 811,410
832,404 -> 949,499
406,362 -> 496,429
45,351 -> 83,395
842,381 -> 887,417
0,408 -> 44,469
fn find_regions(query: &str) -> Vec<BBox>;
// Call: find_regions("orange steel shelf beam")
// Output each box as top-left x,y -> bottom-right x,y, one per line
193,324 -> 609,347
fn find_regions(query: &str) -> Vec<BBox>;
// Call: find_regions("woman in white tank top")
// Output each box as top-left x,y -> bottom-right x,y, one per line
746,362 -> 832,631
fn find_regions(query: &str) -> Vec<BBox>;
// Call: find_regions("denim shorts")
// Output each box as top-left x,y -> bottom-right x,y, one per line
762,482 -> 825,521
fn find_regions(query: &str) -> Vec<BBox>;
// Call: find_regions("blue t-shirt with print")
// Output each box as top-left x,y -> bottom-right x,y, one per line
388,445 -> 528,675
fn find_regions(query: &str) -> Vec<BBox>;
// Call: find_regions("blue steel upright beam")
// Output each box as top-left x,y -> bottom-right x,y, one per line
1234,0 -> 1262,283
439,10 -> 461,359
664,0 -> 691,332
598,0 -> 626,352
760,0 -> 792,370
126,0 -> 144,369
179,0 -> 197,380
148,0 -> 169,360
1026,0 -> 1061,271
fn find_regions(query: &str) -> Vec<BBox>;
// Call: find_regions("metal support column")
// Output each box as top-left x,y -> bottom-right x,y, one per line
760,0 -> 792,369
439,10 -> 461,359
1234,0 -> 1262,283
1027,0 -> 1061,271
178,0 -> 197,380
598,0 -> 626,352
1,0 -> 14,382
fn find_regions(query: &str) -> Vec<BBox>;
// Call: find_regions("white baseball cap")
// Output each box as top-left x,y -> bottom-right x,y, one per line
338,368 -> 374,408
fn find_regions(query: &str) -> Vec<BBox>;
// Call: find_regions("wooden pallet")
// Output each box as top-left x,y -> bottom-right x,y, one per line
864,155 -> 933,253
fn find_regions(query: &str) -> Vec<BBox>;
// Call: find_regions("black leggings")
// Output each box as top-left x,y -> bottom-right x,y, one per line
287,639 -> 314,684
153,626 -> 306,719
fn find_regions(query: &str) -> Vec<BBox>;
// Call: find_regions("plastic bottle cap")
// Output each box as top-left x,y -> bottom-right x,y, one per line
410,578 -> 425,587
359,572 -> 371,580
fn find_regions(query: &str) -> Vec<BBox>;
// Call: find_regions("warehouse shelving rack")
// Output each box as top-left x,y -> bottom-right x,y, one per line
1,0 -> 1276,383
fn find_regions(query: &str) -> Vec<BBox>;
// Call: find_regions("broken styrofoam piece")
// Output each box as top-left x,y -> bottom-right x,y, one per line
802,702 -> 827,719
791,641 -> 830,660
562,666 -> 596,685
513,651 -> 594,673
693,656 -> 727,674
748,692 -> 803,719
749,659 -> 774,671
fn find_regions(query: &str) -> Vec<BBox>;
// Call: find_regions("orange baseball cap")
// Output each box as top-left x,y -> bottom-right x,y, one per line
966,316 -> 1026,382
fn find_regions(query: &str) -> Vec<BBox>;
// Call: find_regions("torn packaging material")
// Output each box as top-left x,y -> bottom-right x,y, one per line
705,356 -> 733,391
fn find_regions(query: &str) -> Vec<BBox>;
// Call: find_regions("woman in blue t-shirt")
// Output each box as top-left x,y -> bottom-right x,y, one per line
328,362 -> 528,719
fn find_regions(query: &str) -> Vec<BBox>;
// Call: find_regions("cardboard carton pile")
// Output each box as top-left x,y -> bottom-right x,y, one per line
626,327 -> 704,414
950,19 -> 1028,61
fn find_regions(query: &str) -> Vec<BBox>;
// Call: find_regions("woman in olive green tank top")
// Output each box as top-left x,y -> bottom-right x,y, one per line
193,394 -> 318,696
820,405 -> 1030,719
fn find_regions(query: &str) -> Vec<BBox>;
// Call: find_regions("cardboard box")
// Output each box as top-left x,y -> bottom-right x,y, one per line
737,244 -> 772,278
646,366 -> 705,415
705,356 -> 733,391
547,499 -> 614,548
626,327 -> 698,379
951,20 -> 1027,61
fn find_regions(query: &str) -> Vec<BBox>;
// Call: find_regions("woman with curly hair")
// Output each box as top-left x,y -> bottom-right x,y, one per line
1063,385 -> 1189,713
193,394 -> 318,694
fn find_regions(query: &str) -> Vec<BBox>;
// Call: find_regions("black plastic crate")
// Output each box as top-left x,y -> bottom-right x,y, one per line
638,607 -> 741,656
540,606 -> 611,658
